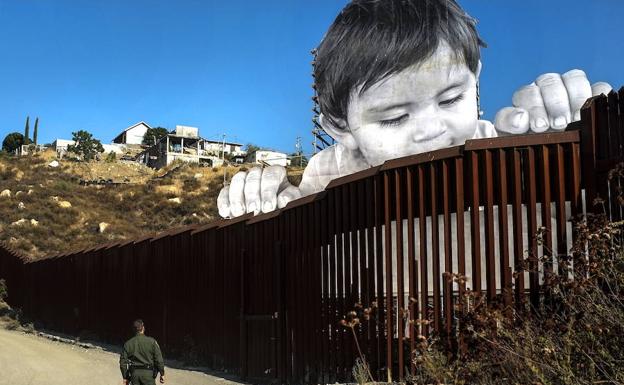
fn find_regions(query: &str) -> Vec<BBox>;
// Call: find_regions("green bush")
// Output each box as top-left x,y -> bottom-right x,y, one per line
105,151 -> 117,163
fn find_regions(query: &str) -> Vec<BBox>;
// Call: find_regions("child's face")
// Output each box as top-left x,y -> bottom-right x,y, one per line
343,42 -> 479,167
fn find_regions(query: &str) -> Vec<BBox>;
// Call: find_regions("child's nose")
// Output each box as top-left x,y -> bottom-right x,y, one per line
410,117 -> 445,143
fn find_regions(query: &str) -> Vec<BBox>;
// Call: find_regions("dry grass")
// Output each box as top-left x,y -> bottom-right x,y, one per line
0,151 -> 300,259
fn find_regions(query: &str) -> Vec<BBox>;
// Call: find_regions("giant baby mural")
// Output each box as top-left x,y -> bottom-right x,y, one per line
217,0 -> 612,218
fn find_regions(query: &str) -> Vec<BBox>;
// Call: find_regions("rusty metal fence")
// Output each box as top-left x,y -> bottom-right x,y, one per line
1,90 -> 623,384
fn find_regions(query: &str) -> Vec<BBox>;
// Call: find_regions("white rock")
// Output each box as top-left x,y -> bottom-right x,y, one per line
11,218 -> 27,226
0,189 -> 11,198
98,222 -> 109,233
30,219 -> 39,226
18,202 -> 25,210
58,201 -> 72,208
194,173 -> 203,179
168,197 -> 182,204
48,160 -> 59,168
27,189 -> 33,195
15,191 -> 23,197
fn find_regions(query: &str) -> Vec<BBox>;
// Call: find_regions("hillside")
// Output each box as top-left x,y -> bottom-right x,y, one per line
0,150 -> 304,260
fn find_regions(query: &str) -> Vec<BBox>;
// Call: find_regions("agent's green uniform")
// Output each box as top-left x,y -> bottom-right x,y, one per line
119,333 -> 165,385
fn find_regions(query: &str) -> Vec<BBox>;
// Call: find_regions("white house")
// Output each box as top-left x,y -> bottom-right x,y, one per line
247,150 -> 289,167
52,139 -> 75,157
139,125 -> 218,169
202,140 -> 245,157
101,143 -> 126,155
112,121 -> 151,145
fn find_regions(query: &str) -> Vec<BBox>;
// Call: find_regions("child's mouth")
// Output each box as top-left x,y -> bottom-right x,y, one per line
414,129 -> 447,144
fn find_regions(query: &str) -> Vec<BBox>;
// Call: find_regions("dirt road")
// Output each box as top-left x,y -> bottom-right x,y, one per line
0,328 -> 244,385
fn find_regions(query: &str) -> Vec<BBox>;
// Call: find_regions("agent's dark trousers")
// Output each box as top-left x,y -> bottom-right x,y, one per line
130,369 -> 156,385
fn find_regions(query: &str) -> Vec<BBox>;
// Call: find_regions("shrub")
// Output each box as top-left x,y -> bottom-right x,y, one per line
183,177 -> 201,191
342,213 -> 624,385
0,279 -> 7,302
414,214 -> 624,384
105,151 -> 117,163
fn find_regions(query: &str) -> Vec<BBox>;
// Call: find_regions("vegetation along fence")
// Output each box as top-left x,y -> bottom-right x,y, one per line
1,89 -> 624,384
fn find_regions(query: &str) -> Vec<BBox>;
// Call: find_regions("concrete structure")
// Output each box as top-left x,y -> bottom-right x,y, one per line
17,144 -> 46,156
203,139 -> 245,157
52,139 -> 75,158
246,150 -> 290,167
112,121 -> 151,145
101,143 -> 127,155
139,126 -> 218,168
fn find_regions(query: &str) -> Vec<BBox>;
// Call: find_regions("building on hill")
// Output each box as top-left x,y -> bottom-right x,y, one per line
52,139 -> 75,158
246,150 -> 290,167
203,139 -> 245,158
101,143 -> 127,155
138,125 -> 222,168
112,121 -> 151,145
16,144 -> 47,156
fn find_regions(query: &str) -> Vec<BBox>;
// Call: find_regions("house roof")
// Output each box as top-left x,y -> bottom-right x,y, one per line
204,139 -> 243,147
112,121 -> 152,142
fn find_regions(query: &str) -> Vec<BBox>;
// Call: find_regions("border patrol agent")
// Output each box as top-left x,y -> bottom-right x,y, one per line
120,319 -> 166,385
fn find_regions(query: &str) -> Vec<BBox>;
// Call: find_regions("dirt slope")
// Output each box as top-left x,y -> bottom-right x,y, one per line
0,327 -> 244,385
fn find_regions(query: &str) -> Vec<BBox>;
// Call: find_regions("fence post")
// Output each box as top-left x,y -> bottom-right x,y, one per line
581,96 -> 600,212
239,248 -> 247,380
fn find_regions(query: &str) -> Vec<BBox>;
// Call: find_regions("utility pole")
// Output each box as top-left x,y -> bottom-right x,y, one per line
221,133 -> 226,161
295,136 -> 302,167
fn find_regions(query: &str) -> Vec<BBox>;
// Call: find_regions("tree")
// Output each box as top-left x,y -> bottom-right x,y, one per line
142,127 -> 169,146
33,117 -> 39,145
2,132 -> 25,153
67,130 -> 104,161
23,116 -> 30,144
244,143 -> 261,154
289,153 -> 308,167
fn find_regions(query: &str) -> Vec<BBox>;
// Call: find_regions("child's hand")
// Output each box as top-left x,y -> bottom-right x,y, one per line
494,69 -> 612,134
217,165 -> 302,218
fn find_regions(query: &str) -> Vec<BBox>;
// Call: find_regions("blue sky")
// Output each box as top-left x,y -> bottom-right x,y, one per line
0,0 -> 623,155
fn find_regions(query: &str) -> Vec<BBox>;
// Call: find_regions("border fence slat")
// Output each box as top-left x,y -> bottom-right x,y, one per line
1,92 -> 623,384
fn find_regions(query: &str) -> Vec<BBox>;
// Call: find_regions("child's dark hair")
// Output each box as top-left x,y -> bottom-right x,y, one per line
314,0 -> 486,127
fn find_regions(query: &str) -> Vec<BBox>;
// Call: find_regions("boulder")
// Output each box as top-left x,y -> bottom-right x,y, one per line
15,191 -> 23,197
30,219 -> 39,226
11,218 -> 27,226
98,222 -> 109,233
48,160 -> 60,168
58,201 -> 72,208
168,197 -> 182,204
0,189 -> 10,198
18,202 -> 25,210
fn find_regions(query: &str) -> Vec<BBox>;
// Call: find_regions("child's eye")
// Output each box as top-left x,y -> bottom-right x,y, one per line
439,94 -> 465,107
379,114 -> 409,127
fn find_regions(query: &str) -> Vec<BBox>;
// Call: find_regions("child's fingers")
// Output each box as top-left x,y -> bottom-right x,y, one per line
244,167 -> 263,215
260,166 -> 288,213
494,106 -> 530,134
217,185 -> 231,218
591,81 -> 613,97
561,69 -> 592,122
277,185 -> 302,209
535,73 -> 572,130
512,83 -> 549,133
228,171 -> 248,217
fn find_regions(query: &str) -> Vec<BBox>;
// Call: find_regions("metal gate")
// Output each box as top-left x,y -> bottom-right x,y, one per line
240,222 -> 286,384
